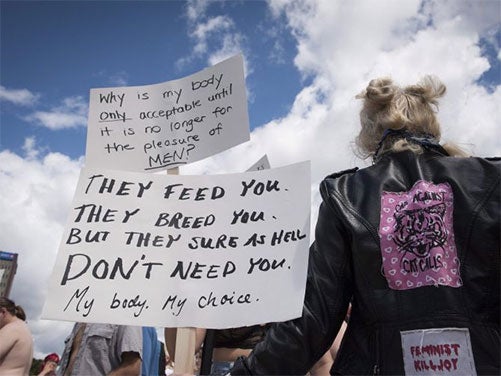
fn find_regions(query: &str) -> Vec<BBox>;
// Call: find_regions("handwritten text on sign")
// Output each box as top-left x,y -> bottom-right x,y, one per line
247,154 -> 270,172
401,328 -> 477,375
85,54 -> 249,172
43,162 -> 310,328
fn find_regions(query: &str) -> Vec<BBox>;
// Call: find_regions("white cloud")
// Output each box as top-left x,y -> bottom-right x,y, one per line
186,0 -> 210,22
22,136 -> 40,160
0,148 -> 83,357
176,2 -> 254,104
24,95 -> 88,130
422,0 -> 500,35
192,16 -> 235,55
0,85 -> 40,106
177,3 -> 251,75
108,71 -> 129,86
93,70 -> 130,86
185,0 -> 500,226
207,34 -> 247,67
176,14 -> 238,70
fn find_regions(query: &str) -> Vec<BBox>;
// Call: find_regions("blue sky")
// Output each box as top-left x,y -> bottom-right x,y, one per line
1,0 -> 500,360
1,0 -> 301,159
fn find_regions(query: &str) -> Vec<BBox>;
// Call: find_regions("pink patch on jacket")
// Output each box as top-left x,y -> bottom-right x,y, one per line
379,180 -> 462,290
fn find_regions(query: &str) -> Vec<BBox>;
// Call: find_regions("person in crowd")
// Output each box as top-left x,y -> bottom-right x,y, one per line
165,325 -> 269,375
309,304 -> 351,375
308,320 -> 348,375
205,325 -> 269,376
142,327 -> 165,376
230,76 -> 500,375
56,323 -> 142,376
37,352 -> 60,376
158,341 -> 167,376
0,297 -> 33,376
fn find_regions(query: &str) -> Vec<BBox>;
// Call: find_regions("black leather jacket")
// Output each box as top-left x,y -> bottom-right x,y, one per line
232,150 -> 500,375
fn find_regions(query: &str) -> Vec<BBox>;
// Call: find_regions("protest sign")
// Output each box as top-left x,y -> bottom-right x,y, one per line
247,154 -> 270,171
43,161 -> 310,328
85,54 -> 250,172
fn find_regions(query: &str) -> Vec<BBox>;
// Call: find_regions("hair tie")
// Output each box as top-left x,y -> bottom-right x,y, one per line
373,129 -> 448,163
373,129 -> 407,163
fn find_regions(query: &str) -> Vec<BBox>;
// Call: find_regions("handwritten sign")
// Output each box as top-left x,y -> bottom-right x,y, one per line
401,328 -> 477,375
43,162 -> 310,328
247,155 -> 270,172
85,54 -> 250,172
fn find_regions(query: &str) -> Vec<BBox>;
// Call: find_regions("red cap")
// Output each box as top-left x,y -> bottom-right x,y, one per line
44,353 -> 60,364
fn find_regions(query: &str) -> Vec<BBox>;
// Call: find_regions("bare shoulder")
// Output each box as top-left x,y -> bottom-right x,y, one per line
0,319 -> 31,339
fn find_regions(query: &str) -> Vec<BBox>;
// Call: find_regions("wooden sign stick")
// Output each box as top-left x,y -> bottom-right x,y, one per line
167,166 -> 196,374
174,328 -> 197,374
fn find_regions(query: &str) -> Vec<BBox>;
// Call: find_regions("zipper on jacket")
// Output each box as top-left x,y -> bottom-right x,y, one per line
372,328 -> 380,375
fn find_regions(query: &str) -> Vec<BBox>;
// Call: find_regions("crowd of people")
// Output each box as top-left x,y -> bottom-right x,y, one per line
0,304 -> 169,376
0,298 -> 172,376
0,297 -> 345,376
1,75 -> 499,375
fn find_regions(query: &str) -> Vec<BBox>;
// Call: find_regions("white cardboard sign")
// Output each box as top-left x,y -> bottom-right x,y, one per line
43,162 -> 310,328
85,54 -> 250,172
247,155 -> 270,172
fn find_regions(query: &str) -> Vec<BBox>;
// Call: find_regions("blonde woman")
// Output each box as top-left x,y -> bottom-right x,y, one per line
231,76 -> 500,375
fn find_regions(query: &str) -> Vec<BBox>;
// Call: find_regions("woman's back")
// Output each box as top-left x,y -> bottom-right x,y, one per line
322,150 -> 500,374
0,318 -> 34,376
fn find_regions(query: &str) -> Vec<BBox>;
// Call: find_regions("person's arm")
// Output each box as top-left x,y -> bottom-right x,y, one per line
37,362 -> 57,376
164,328 -> 177,365
329,319 -> 348,360
309,350 -> 333,376
108,325 -> 143,376
232,190 -> 354,374
107,351 -> 141,376
0,324 -> 16,360
309,308 -> 349,376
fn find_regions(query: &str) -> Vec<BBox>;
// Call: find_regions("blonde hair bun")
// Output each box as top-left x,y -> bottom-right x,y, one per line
355,75 -> 467,159
363,77 -> 399,105
405,75 -> 446,106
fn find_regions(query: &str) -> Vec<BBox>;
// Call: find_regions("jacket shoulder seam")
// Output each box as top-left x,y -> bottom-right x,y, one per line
325,167 -> 359,180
